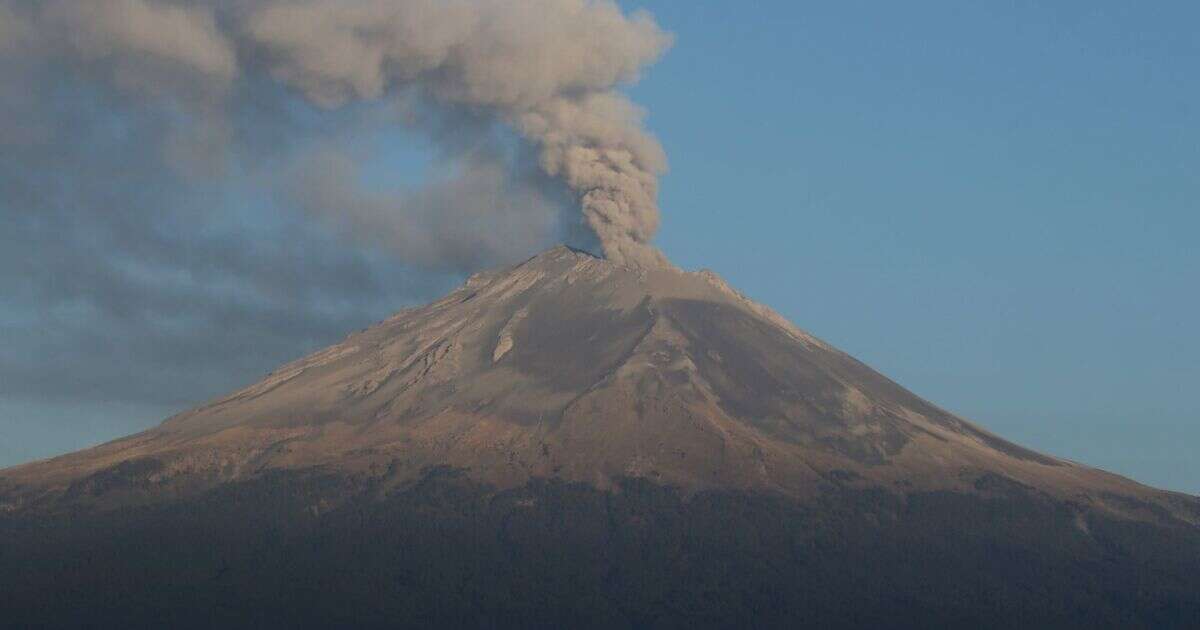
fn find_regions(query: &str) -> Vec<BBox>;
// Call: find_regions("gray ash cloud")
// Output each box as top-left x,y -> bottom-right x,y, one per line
0,0 -> 671,410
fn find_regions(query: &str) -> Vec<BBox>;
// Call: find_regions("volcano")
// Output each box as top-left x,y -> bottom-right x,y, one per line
3,246 -> 1198,629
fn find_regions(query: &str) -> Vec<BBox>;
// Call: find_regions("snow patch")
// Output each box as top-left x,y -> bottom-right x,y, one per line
493,308 -> 529,363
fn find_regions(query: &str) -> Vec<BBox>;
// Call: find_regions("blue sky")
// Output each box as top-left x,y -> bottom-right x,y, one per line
2,2 -> 1196,494
634,1 -> 1199,493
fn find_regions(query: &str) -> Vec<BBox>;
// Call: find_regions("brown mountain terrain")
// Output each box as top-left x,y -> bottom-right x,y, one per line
2,246 -> 1198,629
2,246 -> 1195,519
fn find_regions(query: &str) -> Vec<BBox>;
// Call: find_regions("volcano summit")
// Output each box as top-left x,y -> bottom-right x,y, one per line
2,246 -> 1199,628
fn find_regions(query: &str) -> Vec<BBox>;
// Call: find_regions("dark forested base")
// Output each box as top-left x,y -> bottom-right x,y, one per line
2,468 -> 1199,629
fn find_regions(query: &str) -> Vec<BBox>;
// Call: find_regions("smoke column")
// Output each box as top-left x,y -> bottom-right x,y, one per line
4,0 -> 673,268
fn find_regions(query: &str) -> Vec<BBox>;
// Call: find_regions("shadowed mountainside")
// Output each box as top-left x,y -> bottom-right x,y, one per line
2,468 -> 1199,629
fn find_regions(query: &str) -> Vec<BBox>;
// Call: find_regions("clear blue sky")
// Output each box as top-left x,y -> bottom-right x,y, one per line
2,2 -> 1196,494
636,1 -> 1199,493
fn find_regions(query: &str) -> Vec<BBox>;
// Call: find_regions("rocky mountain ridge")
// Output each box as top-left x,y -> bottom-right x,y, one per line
3,246 -> 1196,527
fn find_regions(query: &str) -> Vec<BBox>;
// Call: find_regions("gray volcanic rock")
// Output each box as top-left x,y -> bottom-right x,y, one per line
2,245 -> 1195,525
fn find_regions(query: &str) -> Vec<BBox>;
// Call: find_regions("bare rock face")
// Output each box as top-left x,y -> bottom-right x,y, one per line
2,245 -> 1194,525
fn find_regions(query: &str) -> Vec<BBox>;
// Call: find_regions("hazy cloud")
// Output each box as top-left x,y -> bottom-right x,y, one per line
0,0 -> 671,413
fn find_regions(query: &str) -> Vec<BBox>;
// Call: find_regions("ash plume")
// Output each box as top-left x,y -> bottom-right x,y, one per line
4,0 -> 673,267
0,0 -> 672,411
241,0 -> 673,267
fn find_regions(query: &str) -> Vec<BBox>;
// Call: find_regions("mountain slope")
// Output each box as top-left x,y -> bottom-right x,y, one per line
3,246 -> 1194,522
2,246 -> 1198,629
